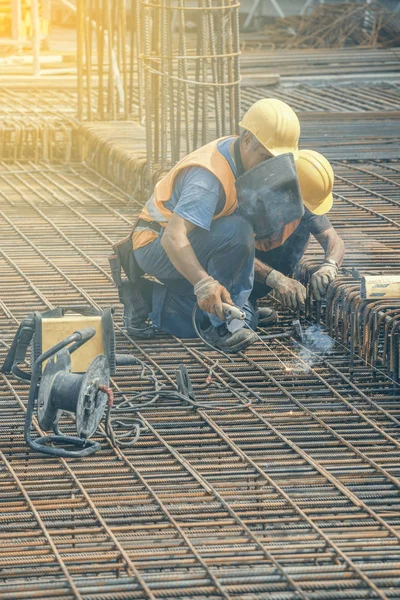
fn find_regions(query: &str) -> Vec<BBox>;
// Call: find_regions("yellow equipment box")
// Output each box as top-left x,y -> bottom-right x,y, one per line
360,275 -> 400,300
41,314 -> 104,373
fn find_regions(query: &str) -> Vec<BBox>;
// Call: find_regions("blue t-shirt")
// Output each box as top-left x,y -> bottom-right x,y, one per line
164,137 -> 237,231
164,138 -> 332,235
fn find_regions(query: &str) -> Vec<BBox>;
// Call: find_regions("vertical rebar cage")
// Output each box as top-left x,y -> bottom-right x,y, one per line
76,0 -> 241,188
140,0 -> 241,179
77,0 -> 139,121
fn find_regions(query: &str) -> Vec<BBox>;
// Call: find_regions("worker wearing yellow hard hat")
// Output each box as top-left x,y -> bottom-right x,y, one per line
251,146 -> 344,310
296,149 -> 334,215
239,98 -> 301,158
113,98 -> 344,353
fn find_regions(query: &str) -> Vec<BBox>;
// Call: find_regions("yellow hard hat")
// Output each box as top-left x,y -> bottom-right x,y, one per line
239,98 -> 300,157
296,149 -> 334,215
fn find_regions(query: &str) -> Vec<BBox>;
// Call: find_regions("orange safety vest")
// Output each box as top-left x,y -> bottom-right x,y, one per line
132,136 -> 300,252
255,219 -> 301,253
132,137 -> 238,250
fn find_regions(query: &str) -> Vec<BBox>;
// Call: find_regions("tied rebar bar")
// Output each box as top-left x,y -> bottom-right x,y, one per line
75,0 -> 241,182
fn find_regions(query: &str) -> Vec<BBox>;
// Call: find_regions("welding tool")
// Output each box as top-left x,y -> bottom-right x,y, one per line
223,302 -> 304,341
1,306 -> 137,382
222,303 -> 245,323
25,327 -> 110,458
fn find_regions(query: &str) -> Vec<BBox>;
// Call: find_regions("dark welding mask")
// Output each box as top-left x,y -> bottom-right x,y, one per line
235,153 -> 304,242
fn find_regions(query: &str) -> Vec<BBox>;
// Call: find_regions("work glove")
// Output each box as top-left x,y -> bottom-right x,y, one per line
194,276 -> 233,321
311,262 -> 338,301
266,269 -> 306,311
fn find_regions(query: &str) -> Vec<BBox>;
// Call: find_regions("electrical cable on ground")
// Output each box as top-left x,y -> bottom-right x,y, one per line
101,350 -> 251,448
192,302 -> 291,370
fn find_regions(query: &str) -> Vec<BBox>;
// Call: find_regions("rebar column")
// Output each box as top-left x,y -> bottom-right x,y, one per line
31,0 -> 41,76
76,0 -> 136,120
11,0 -> 22,42
140,0 -> 241,181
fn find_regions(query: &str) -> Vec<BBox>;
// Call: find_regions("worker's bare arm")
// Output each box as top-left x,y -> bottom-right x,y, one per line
161,213 -> 208,286
314,227 -> 345,266
254,257 -> 274,283
161,214 -> 232,319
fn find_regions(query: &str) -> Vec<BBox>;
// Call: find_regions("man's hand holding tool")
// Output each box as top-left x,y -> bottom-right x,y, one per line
194,276 -> 233,320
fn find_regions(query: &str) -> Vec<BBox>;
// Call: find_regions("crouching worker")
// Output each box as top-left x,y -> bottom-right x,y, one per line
251,149 -> 345,312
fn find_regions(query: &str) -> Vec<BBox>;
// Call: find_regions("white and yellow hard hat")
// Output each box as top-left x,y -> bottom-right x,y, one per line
296,149 -> 334,215
239,98 -> 300,157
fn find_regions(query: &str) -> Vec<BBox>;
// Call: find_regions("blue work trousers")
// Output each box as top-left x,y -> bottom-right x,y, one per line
134,215 -> 256,337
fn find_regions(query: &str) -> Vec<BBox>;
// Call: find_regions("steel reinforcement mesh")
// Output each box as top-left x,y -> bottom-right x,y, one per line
2,75 -> 399,164
1,161 -> 400,599
298,159 -> 400,382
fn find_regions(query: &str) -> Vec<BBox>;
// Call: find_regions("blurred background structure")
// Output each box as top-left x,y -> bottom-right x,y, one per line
2,0 -> 399,184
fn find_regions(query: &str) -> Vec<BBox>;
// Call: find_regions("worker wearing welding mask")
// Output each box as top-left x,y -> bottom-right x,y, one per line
251,148 -> 345,312
127,98 -> 344,352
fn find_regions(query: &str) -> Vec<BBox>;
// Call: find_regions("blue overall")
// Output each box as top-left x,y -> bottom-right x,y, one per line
134,137 -> 257,337
135,215 -> 256,337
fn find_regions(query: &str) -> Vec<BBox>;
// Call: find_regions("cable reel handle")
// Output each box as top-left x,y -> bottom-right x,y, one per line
75,327 -> 96,343
67,327 -> 97,357
60,306 -> 101,317
33,327 -> 96,370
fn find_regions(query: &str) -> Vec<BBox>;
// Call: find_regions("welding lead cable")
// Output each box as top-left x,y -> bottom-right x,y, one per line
192,303 -> 234,363
192,303 -> 290,370
103,354 -> 250,448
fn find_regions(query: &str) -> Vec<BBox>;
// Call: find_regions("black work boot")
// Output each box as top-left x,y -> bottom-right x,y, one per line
200,322 -> 257,353
256,306 -> 278,326
119,279 -> 156,339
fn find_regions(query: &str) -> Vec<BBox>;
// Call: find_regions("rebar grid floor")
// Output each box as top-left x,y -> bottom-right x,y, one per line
2,82 -> 399,121
1,161 -> 400,600
242,83 -> 400,114
239,48 -> 400,79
